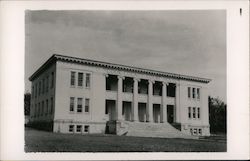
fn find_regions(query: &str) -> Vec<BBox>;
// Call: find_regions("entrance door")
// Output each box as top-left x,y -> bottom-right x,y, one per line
167,105 -> 174,123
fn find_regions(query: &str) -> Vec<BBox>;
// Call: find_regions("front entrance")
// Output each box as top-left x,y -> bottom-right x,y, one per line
167,105 -> 174,123
153,104 -> 161,123
138,103 -> 146,122
122,101 -> 132,121
105,100 -> 116,121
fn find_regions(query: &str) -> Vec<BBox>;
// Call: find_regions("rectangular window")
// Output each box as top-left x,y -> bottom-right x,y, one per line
78,72 -> 83,87
46,76 -> 49,92
197,88 -> 200,99
192,88 -> 195,98
77,98 -> 83,113
193,128 -> 197,135
76,125 -> 82,132
42,79 -> 45,94
84,125 -> 89,132
51,72 -> 54,88
50,97 -> 53,114
70,97 -> 74,112
188,107 -> 191,119
69,125 -> 74,132
198,129 -> 202,135
32,86 -> 34,98
85,98 -> 89,112
46,99 -> 48,115
41,101 -> 44,116
190,128 -> 193,135
38,103 -> 40,116
193,107 -> 196,118
70,71 -> 76,86
38,81 -> 41,96
197,107 -> 200,119
86,73 -> 90,88
188,87 -> 191,98
35,84 -> 37,98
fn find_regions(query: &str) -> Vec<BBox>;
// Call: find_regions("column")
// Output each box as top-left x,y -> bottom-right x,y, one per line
116,75 -> 124,121
161,82 -> 167,123
147,80 -> 154,122
132,78 -> 139,122
175,82 -> 180,123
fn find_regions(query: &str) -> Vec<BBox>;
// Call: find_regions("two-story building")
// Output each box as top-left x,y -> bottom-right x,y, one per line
29,54 -> 211,138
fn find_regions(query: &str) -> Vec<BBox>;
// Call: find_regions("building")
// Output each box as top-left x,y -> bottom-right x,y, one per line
29,54 -> 211,138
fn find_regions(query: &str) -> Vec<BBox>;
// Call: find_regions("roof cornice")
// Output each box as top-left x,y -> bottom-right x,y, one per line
29,54 -> 211,83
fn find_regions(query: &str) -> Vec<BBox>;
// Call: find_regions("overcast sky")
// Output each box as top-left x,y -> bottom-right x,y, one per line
25,10 -> 226,102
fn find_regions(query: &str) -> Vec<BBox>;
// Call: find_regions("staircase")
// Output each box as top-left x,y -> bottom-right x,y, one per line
120,121 -> 197,139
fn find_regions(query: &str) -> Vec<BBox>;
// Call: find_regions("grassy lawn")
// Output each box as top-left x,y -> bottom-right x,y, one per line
25,127 -> 226,152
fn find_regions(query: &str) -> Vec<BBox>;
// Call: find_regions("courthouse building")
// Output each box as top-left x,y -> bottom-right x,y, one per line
29,54 -> 211,138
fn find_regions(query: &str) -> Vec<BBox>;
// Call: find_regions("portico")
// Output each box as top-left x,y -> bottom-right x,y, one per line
105,74 -> 177,124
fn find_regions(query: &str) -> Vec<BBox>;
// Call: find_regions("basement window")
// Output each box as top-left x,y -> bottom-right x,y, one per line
84,125 -> 89,132
76,125 -> 82,133
69,125 -> 74,132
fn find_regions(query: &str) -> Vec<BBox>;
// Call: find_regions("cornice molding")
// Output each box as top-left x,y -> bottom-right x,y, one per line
29,54 -> 212,84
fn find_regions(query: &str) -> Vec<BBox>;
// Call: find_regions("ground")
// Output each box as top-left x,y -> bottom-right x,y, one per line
25,127 -> 226,152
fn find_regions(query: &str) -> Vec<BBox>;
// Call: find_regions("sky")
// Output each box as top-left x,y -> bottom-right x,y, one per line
25,10 -> 226,102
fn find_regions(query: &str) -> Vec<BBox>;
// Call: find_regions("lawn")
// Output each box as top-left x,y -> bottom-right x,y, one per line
25,127 -> 226,152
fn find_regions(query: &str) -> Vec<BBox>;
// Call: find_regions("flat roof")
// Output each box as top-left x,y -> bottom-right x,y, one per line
29,54 -> 211,83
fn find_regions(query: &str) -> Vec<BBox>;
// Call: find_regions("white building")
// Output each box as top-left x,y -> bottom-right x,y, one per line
29,54 -> 211,138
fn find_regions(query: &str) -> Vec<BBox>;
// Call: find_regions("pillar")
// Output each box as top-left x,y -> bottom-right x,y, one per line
132,78 -> 139,122
117,75 -> 124,121
175,82 -> 181,123
147,79 -> 154,122
161,82 -> 167,123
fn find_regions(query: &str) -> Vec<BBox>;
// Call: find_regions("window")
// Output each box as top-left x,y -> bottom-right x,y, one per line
85,98 -> 89,112
188,107 -> 191,119
197,107 -> 200,119
69,125 -> 74,132
193,107 -> 196,118
190,128 -> 193,135
38,81 -> 41,96
193,128 -> 197,135
70,71 -> 76,86
78,73 -> 83,87
70,97 -> 74,112
197,88 -> 200,99
46,76 -> 49,92
76,125 -> 82,132
188,87 -> 191,98
41,101 -> 44,116
42,79 -> 45,94
198,129 -> 202,135
32,86 -> 34,98
77,98 -> 82,112
35,84 -> 37,98
84,125 -> 89,132
86,73 -> 90,88
51,72 -> 54,88
45,99 -> 48,115
192,88 -> 195,98
50,97 -> 53,114
38,103 -> 40,116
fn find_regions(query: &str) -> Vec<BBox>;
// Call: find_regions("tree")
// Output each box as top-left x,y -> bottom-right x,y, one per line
209,96 -> 227,134
24,92 -> 31,116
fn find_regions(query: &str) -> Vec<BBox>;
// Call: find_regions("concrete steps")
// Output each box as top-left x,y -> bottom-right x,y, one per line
124,121 -> 197,139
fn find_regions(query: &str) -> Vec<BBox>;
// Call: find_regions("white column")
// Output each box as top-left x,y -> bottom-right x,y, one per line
175,82 -> 181,123
132,78 -> 139,122
161,82 -> 167,123
117,75 -> 124,121
147,80 -> 154,122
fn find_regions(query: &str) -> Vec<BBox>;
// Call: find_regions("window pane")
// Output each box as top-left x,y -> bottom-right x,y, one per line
188,87 -> 191,98
77,98 -> 82,112
78,73 -> 83,86
70,97 -> 74,112
197,107 -> 200,118
193,107 -> 196,118
197,88 -> 200,99
69,125 -> 74,132
71,71 -> 75,86
86,73 -> 90,88
84,125 -> 89,132
76,125 -> 82,132
188,107 -> 191,118
85,98 -> 89,112
192,88 -> 195,98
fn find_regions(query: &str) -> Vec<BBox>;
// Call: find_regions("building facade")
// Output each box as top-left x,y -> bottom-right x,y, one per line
29,54 -> 211,137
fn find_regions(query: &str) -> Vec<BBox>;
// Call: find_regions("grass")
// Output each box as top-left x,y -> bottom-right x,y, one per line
25,127 -> 226,152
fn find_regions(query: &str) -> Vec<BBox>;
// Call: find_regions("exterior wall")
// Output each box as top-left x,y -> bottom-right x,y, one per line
30,57 -> 210,136
29,64 -> 56,124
